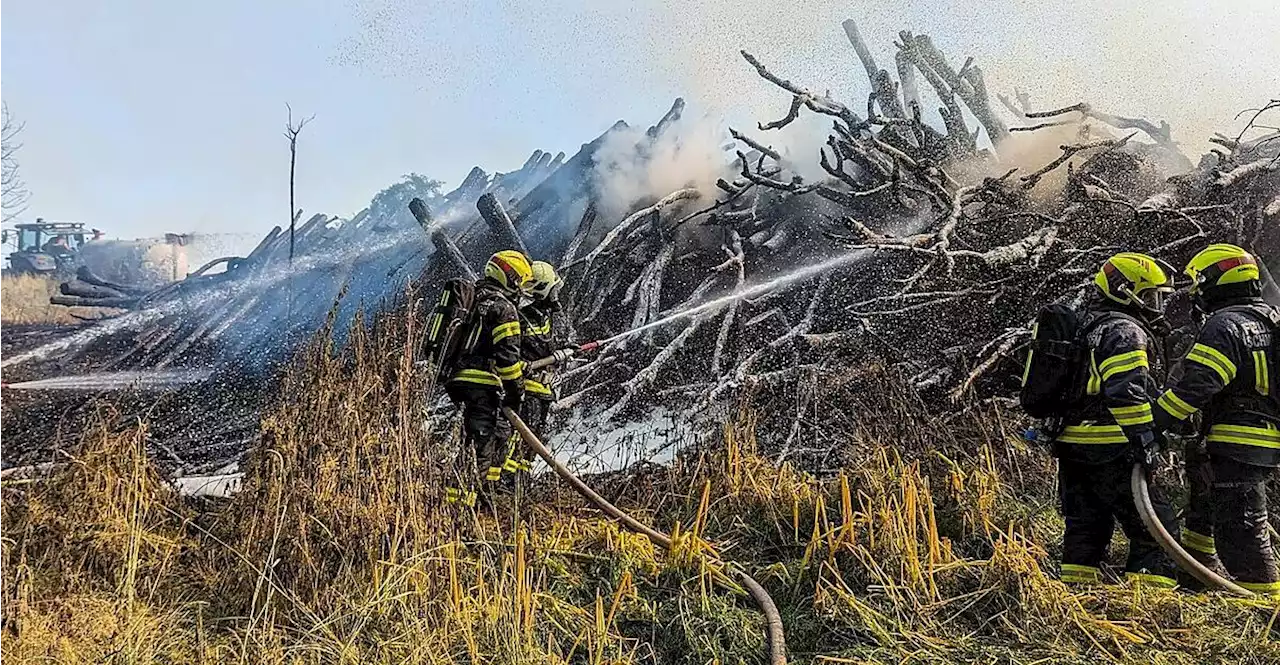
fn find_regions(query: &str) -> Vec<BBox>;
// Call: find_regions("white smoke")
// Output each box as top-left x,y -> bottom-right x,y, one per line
644,0 -> 1279,155
590,110 -> 732,216
588,102 -> 842,218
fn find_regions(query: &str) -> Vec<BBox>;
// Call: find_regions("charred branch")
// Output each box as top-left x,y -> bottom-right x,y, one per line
843,19 -> 904,119
408,197 -> 434,233
648,98 -> 686,139
477,192 -> 530,255
741,50 -> 864,131
50,295 -> 138,309
430,230 -> 476,280
1025,102 -> 1185,164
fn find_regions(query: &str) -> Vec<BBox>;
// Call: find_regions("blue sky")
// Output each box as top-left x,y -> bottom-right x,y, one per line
3,0 -> 1276,239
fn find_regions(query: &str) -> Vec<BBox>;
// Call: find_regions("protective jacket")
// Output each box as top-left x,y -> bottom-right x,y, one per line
1049,305 -> 1178,587
448,280 -> 524,400
519,302 -> 559,400
1055,307 -> 1163,464
1155,297 -> 1279,467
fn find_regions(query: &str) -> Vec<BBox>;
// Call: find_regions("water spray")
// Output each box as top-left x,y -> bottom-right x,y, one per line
1,369 -> 212,392
599,250 -> 866,345
525,250 -> 869,371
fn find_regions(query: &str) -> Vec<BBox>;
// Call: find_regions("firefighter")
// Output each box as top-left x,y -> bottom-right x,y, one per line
1054,252 -> 1180,588
501,261 -> 567,477
1155,244 -> 1279,594
443,250 -> 531,508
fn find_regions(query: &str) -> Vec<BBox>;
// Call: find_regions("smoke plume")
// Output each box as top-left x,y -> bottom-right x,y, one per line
590,112 -> 732,216
647,0 -> 1278,153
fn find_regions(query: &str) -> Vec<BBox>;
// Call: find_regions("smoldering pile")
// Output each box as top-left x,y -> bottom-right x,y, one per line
4,19 -> 1277,475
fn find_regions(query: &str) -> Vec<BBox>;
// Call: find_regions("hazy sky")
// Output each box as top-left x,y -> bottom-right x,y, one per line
2,0 -> 1276,239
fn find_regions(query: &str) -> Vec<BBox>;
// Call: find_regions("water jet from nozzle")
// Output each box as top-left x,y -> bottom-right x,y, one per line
593,249 -> 868,347
2,369 -> 213,392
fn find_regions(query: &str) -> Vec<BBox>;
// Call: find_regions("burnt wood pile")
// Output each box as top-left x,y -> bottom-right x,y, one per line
547,21 -> 1278,458
11,19 -> 1278,470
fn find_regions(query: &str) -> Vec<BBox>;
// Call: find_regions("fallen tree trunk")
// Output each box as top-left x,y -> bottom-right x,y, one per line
410,195 -> 479,280
75,266 -> 151,297
49,295 -> 138,309
59,280 -> 128,300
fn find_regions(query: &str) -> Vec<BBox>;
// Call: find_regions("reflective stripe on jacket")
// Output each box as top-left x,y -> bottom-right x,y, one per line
449,281 -> 523,396
1155,299 -> 1279,467
519,302 -> 559,401
1056,309 -> 1161,463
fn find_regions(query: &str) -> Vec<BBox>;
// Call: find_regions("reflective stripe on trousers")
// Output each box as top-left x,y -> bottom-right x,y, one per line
1057,423 -> 1128,445
1124,571 -> 1177,589
1181,529 -> 1217,555
1061,563 -> 1101,583
444,487 -> 477,507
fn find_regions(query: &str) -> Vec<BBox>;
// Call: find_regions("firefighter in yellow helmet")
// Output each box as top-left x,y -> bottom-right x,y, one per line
499,261 -> 569,478
443,250 -> 532,508
1155,244 -> 1280,594
1055,252 -> 1180,588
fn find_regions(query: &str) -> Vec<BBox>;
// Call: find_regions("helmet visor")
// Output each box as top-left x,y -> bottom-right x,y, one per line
1136,286 -> 1169,312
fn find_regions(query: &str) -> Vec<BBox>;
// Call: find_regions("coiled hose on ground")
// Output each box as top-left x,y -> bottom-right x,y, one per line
503,408 -> 788,665
1130,463 -> 1254,597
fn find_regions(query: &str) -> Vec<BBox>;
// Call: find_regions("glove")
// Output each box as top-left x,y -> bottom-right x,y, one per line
551,347 -> 577,365
1128,429 -> 1163,471
502,384 -> 525,409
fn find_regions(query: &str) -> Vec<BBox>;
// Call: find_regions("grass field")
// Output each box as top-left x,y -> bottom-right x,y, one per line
3,302 -> 1278,664
0,274 -> 109,325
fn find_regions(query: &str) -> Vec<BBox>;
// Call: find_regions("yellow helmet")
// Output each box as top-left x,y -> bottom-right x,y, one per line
528,261 -> 563,301
1094,252 -> 1173,309
484,250 -> 533,294
1184,244 -> 1259,295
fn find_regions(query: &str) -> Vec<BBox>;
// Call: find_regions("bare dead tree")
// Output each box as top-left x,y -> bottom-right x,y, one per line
285,104 -> 315,264
2,103 -> 31,223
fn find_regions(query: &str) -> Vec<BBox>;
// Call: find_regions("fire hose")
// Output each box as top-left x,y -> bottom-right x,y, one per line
1130,463 -> 1254,596
502,407 -> 788,665
523,341 -> 600,372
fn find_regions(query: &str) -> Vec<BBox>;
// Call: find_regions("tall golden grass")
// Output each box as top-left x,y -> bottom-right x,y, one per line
0,274 -> 111,325
3,293 -> 1278,663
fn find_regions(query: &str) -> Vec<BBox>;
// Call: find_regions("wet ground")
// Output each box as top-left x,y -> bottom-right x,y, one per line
2,323 -> 267,472
1,323 -> 89,362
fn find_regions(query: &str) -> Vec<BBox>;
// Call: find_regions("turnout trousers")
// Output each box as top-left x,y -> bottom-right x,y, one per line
1212,458 -> 1279,593
444,383 -> 511,505
1184,453 -> 1280,593
1181,440 -> 1220,568
1058,457 -> 1179,587
503,397 -> 551,479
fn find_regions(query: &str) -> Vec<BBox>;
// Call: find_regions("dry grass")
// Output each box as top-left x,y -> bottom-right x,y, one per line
0,274 -> 112,324
4,295 -> 1279,664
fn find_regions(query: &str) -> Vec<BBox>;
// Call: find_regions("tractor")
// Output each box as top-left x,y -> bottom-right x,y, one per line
2,219 -> 102,277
